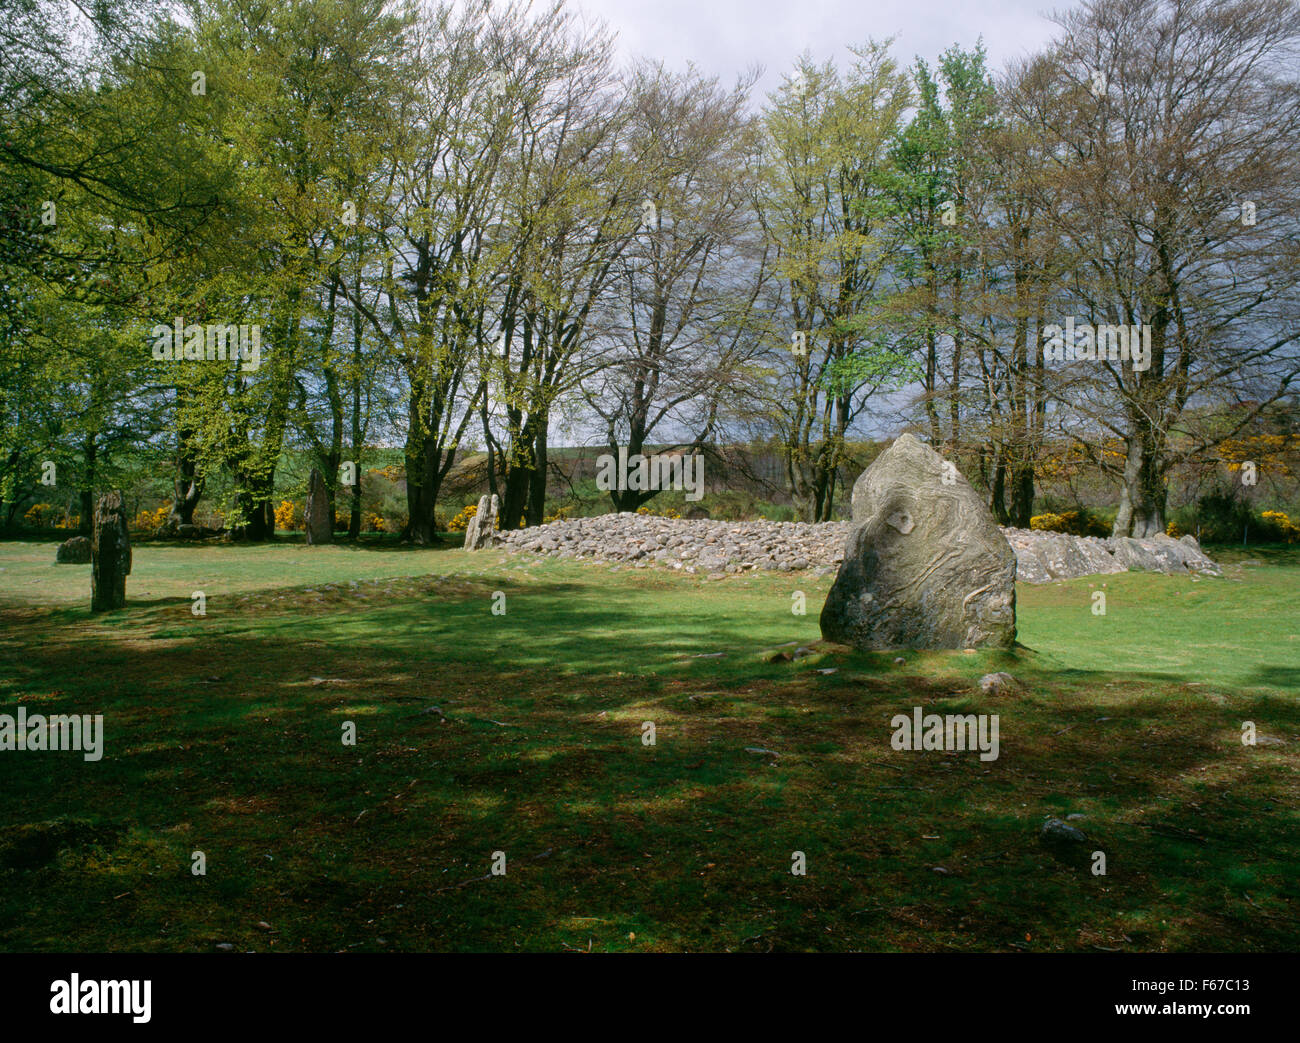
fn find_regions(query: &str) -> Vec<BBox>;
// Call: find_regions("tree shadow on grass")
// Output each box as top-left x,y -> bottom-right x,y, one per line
0,575 -> 1297,952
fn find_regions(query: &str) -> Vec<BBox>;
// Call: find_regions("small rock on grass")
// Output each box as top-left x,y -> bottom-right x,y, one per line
1040,817 -> 1087,843
979,672 -> 1017,695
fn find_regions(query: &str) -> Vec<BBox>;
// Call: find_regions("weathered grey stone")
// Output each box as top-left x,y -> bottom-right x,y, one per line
979,672 -> 1018,695
820,434 -> 1017,650
1002,529 -> 1124,582
1004,533 -> 1051,583
489,507 -> 1219,582
305,468 -> 331,545
1004,528 -> 1219,581
1040,817 -> 1088,844
1109,535 -> 1172,573
463,493 -> 499,550
91,491 -> 131,611
1140,532 -> 1221,576
55,536 -> 91,564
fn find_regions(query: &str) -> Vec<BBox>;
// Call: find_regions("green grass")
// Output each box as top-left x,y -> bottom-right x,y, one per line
0,536 -> 1297,952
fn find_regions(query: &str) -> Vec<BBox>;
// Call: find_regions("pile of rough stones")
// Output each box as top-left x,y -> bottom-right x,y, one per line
494,512 -> 1221,582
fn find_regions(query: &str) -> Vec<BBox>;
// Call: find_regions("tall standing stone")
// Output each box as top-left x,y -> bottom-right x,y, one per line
305,468 -> 332,545
463,493 -> 499,550
820,434 -> 1016,650
91,490 -> 131,612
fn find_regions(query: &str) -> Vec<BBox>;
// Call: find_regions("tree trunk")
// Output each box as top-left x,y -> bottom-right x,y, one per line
233,483 -> 276,541
348,305 -> 363,540
528,429 -> 548,525
167,441 -> 204,529
77,435 -> 96,535
988,453 -> 1010,525
499,411 -> 544,531
404,426 -> 439,545
1008,463 -> 1034,529
1112,434 -> 1167,538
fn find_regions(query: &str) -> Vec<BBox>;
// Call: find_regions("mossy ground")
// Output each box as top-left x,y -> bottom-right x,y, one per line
0,536 -> 1296,951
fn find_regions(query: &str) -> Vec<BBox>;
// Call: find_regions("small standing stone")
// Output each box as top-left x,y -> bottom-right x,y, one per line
305,468 -> 332,545
91,491 -> 131,611
56,536 -> 92,564
463,494 -> 499,551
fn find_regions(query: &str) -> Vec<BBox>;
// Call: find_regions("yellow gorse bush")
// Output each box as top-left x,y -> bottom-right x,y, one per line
1029,512 -> 1068,532
1222,434 -> 1299,479
1029,510 -> 1108,537
1261,510 -> 1300,542
274,500 -> 299,531
24,503 -> 54,527
447,503 -> 477,532
130,505 -> 170,532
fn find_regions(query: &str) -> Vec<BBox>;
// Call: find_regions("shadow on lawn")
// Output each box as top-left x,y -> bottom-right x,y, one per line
1,574 -> 1297,952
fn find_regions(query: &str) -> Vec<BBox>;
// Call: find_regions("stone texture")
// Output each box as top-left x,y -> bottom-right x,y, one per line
819,434 -> 1017,650
497,512 -> 850,574
1002,529 -> 1125,583
1109,532 -> 1220,575
305,468 -> 331,545
1040,817 -> 1088,844
493,512 -> 1221,581
91,490 -> 131,611
979,672 -> 1018,695
55,536 -> 91,564
490,504 -> 1219,583
463,493 -> 499,551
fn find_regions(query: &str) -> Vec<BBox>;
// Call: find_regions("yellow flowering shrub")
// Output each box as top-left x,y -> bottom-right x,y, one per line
274,500 -> 299,531
130,505 -> 170,532
24,503 -> 54,527
447,504 -> 477,532
1029,510 -> 1109,537
1261,510 -> 1300,542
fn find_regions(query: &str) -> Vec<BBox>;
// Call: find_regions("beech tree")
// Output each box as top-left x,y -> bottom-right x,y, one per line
583,61 -> 768,513
756,45 -> 913,521
1020,0 -> 1300,537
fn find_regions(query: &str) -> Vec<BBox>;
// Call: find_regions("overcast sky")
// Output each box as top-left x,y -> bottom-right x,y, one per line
571,0 -> 1065,96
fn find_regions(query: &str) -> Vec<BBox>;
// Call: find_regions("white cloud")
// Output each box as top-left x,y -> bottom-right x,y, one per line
573,0 -> 1060,96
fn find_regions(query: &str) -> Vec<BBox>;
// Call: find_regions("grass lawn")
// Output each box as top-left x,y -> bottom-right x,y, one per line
1,535 -> 1297,952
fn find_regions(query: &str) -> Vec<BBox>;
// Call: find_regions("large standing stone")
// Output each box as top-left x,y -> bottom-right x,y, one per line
820,434 -> 1016,649
56,536 -> 92,564
305,468 -> 332,545
91,491 -> 131,612
463,494 -> 499,550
